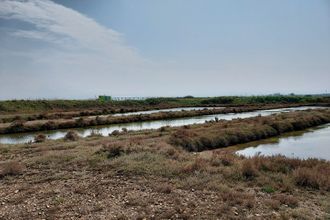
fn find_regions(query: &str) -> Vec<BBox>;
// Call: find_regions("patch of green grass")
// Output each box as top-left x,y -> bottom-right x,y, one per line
262,185 -> 276,193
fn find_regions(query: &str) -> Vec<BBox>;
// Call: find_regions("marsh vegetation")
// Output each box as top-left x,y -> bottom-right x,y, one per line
0,108 -> 330,219
0,97 -> 330,219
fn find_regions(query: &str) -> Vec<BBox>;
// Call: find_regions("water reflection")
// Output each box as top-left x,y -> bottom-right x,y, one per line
113,107 -> 224,116
236,124 -> 330,160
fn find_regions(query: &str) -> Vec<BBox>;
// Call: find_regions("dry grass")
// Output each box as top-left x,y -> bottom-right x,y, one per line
64,130 -> 80,141
241,160 -> 258,180
273,194 -> 299,208
98,143 -> 131,158
293,166 -> 330,190
0,103 -> 314,134
1,108 -> 329,219
110,130 -> 120,136
34,134 -> 47,143
169,109 -> 330,151
265,199 -> 281,210
221,190 -> 255,208
0,161 -> 25,178
154,183 -> 173,194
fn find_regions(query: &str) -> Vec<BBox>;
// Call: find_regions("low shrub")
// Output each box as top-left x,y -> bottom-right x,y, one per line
265,199 -> 281,210
99,144 -> 128,158
64,130 -> 79,141
34,134 -> 47,143
221,190 -> 255,208
210,153 -> 235,167
241,160 -> 258,180
0,161 -> 25,178
293,166 -> 330,190
169,129 -> 198,151
181,158 -> 208,173
155,183 -> 173,194
110,130 -> 120,136
261,185 -> 276,193
41,121 -> 57,130
6,120 -> 25,133
75,117 -> 88,127
169,110 -> 330,152
273,194 -> 298,208
159,126 -> 169,132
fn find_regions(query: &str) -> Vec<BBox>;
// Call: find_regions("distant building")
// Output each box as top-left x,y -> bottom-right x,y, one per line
112,96 -> 148,101
98,95 -> 112,102
98,95 -> 150,101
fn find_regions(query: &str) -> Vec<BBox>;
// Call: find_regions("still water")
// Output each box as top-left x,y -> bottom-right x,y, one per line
79,107 -> 224,119
113,107 -> 224,116
236,124 -> 330,160
0,106 -> 326,145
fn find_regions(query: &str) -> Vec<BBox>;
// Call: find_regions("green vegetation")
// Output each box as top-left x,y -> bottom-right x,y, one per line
0,95 -> 329,114
0,97 -> 204,113
98,95 -> 112,102
200,95 -> 330,105
262,185 -> 276,193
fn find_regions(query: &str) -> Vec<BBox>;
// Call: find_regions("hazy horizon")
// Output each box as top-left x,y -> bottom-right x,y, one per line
1,0 -> 329,100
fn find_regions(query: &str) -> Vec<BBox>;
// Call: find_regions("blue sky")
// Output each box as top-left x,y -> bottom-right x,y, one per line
0,0 -> 329,99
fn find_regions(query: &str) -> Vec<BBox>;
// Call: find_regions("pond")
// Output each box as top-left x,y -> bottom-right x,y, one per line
236,123 -> 330,160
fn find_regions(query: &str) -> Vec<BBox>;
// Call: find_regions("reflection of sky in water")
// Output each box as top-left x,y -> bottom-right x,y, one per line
113,107 -> 224,116
0,106 -> 327,145
78,107 -> 224,119
237,124 -> 330,160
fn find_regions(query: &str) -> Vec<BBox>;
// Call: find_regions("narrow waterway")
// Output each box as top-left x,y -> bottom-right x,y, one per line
113,107 -> 224,116
78,107 -> 224,119
236,123 -> 330,160
0,106 -> 326,145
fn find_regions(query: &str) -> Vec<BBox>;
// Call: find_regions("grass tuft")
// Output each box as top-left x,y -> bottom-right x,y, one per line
0,161 -> 25,178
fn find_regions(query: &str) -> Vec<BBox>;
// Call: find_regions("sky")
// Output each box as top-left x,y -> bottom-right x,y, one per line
0,0 -> 329,100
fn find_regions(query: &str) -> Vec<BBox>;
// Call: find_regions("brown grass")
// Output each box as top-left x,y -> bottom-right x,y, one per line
0,103 -> 316,134
110,130 -> 120,136
98,144 -> 128,158
169,109 -> 330,152
241,160 -> 258,180
64,130 -> 80,141
34,134 -> 47,143
0,161 -> 25,178
154,183 -> 173,194
273,194 -> 299,208
221,190 -> 255,208
293,166 -> 330,190
1,110 -> 330,219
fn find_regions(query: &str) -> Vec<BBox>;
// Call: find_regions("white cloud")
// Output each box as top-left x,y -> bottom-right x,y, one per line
0,0 -> 157,99
0,0 -> 147,65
